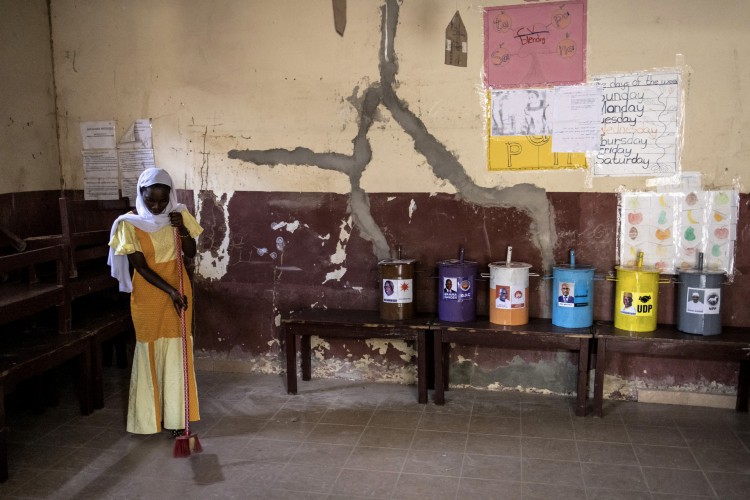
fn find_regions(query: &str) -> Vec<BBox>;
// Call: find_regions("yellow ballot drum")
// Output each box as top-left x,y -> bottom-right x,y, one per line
612,264 -> 666,332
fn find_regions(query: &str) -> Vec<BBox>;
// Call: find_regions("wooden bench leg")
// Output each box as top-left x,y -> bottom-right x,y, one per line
433,330 -> 445,405
575,338 -> 589,417
92,338 -> 105,410
79,347 -> 93,416
301,335 -> 312,381
593,337 -> 605,418
285,327 -> 297,395
0,385 -> 7,483
737,360 -> 750,412
417,331 -> 427,404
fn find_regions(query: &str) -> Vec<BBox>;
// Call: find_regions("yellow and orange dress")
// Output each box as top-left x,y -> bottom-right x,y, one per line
110,210 -> 203,434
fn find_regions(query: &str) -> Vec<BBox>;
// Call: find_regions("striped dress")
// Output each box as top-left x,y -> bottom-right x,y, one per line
110,210 -> 203,434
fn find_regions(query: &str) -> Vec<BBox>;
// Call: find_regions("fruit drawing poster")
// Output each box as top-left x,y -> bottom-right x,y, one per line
484,1 -> 586,89
592,71 -> 681,176
619,191 -> 738,274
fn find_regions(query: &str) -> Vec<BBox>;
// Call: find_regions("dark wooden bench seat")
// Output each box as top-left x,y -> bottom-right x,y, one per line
282,309 -> 433,404
593,321 -> 750,417
0,245 -> 68,334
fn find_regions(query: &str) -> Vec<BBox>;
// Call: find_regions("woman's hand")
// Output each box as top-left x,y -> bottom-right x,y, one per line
169,288 -> 189,315
169,212 -> 187,233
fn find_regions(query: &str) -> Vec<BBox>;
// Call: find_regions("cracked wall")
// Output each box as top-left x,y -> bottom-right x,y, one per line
30,0 -> 750,398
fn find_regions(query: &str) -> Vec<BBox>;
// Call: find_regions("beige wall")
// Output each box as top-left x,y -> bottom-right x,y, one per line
45,0 -> 750,195
0,0 -> 60,194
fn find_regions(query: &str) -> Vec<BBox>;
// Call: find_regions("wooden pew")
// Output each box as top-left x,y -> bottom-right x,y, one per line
0,245 -> 90,482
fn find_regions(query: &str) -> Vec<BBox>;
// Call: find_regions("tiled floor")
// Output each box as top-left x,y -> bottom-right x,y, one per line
1,367 -> 749,499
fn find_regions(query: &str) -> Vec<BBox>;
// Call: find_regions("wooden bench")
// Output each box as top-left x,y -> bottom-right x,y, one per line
0,244 -> 90,482
0,245 -> 69,335
432,318 -> 593,416
282,309 -> 433,404
593,322 -> 750,417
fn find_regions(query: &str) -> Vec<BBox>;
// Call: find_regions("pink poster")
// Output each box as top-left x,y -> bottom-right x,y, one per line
484,1 -> 587,89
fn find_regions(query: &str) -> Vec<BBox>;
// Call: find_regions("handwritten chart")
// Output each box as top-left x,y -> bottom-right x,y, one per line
484,0 -> 587,89
592,71 -> 681,176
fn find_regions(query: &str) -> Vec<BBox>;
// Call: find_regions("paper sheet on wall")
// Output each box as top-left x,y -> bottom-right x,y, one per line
619,190 -> 738,274
80,121 -> 116,150
121,178 -> 138,206
118,148 -> 154,178
84,178 -> 119,200
484,0 -> 587,89
551,85 -> 602,152
592,71 -> 681,176
82,149 -> 119,178
487,89 -> 587,170
118,119 -> 153,149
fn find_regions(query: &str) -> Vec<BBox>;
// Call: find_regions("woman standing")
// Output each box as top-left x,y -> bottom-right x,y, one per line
108,168 -> 203,436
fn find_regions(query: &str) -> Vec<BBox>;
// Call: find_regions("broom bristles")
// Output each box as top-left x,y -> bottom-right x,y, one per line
173,432 -> 202,458
173,436 -> 191,458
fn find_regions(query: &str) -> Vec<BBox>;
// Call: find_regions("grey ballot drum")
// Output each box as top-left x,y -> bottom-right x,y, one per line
676,269 -> 724,336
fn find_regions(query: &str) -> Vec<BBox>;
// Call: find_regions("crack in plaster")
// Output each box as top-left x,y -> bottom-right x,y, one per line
227,0 -> 558,268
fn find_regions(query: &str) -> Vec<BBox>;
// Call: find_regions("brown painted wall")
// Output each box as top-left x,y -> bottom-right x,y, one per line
2,189 -> 747,394
190,190 -> 749,393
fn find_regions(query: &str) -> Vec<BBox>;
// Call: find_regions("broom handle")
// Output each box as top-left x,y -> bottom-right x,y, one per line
174,228 -> 190,435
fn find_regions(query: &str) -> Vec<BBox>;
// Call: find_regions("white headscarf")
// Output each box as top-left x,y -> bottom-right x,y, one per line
108,168 -> 187,292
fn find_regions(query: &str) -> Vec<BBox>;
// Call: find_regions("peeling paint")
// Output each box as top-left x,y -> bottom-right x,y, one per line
408,198 -> 416,222
365,339 -> 415,362
274,314 -> 281,327
329,216 -> 353,265
196,190 -> 233,281
323,267 -> 347,284
271,220 -> 301,233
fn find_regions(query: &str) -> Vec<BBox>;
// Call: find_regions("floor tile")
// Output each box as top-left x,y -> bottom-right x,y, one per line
344,446 -> 408,472
418,412 -> 471,432
632,443 -> 700,470
468,415 -> 520,435
392,473 -> 460,500
368,409 -> 422,429
581,462 -> 648,491
521,437 -> 578,461
331,468 -> 399,498
626,424 -> 687,447
305,423 -> 364,446
289,442 -> 353,467
705,470 -> 750,500
576,440 -> 638,465
522,458 -> 583,487
402,449 -> 464,476
642,466 -> 714,497
465,433 -> 521,457
692,446 -> 750,474
358,426 -> 415,449
410,430 -> 468,452
458,477 -> 523,499
462,454 -> 522,481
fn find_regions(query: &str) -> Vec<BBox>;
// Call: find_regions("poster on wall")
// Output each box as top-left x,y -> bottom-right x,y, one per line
484,0 -> 587,89
592,71 -> 682,176
619,190 -> 738,274
487,89 -> 588,170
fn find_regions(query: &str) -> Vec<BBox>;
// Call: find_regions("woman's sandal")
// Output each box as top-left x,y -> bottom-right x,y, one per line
170,429 -> 185,438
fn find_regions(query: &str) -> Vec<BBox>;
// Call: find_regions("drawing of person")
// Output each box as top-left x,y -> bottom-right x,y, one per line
620,292 -> 636,315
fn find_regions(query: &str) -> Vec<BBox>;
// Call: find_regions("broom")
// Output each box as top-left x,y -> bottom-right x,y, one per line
173,227 -> 202,458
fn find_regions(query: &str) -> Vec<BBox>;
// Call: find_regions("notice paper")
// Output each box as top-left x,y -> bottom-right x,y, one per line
118,119 -> 153,149
551,85 -> 602,152
81,120 -> 116,150
84,178 -> 119,200
118,148 -> 155,177
82,149 -> 119,178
